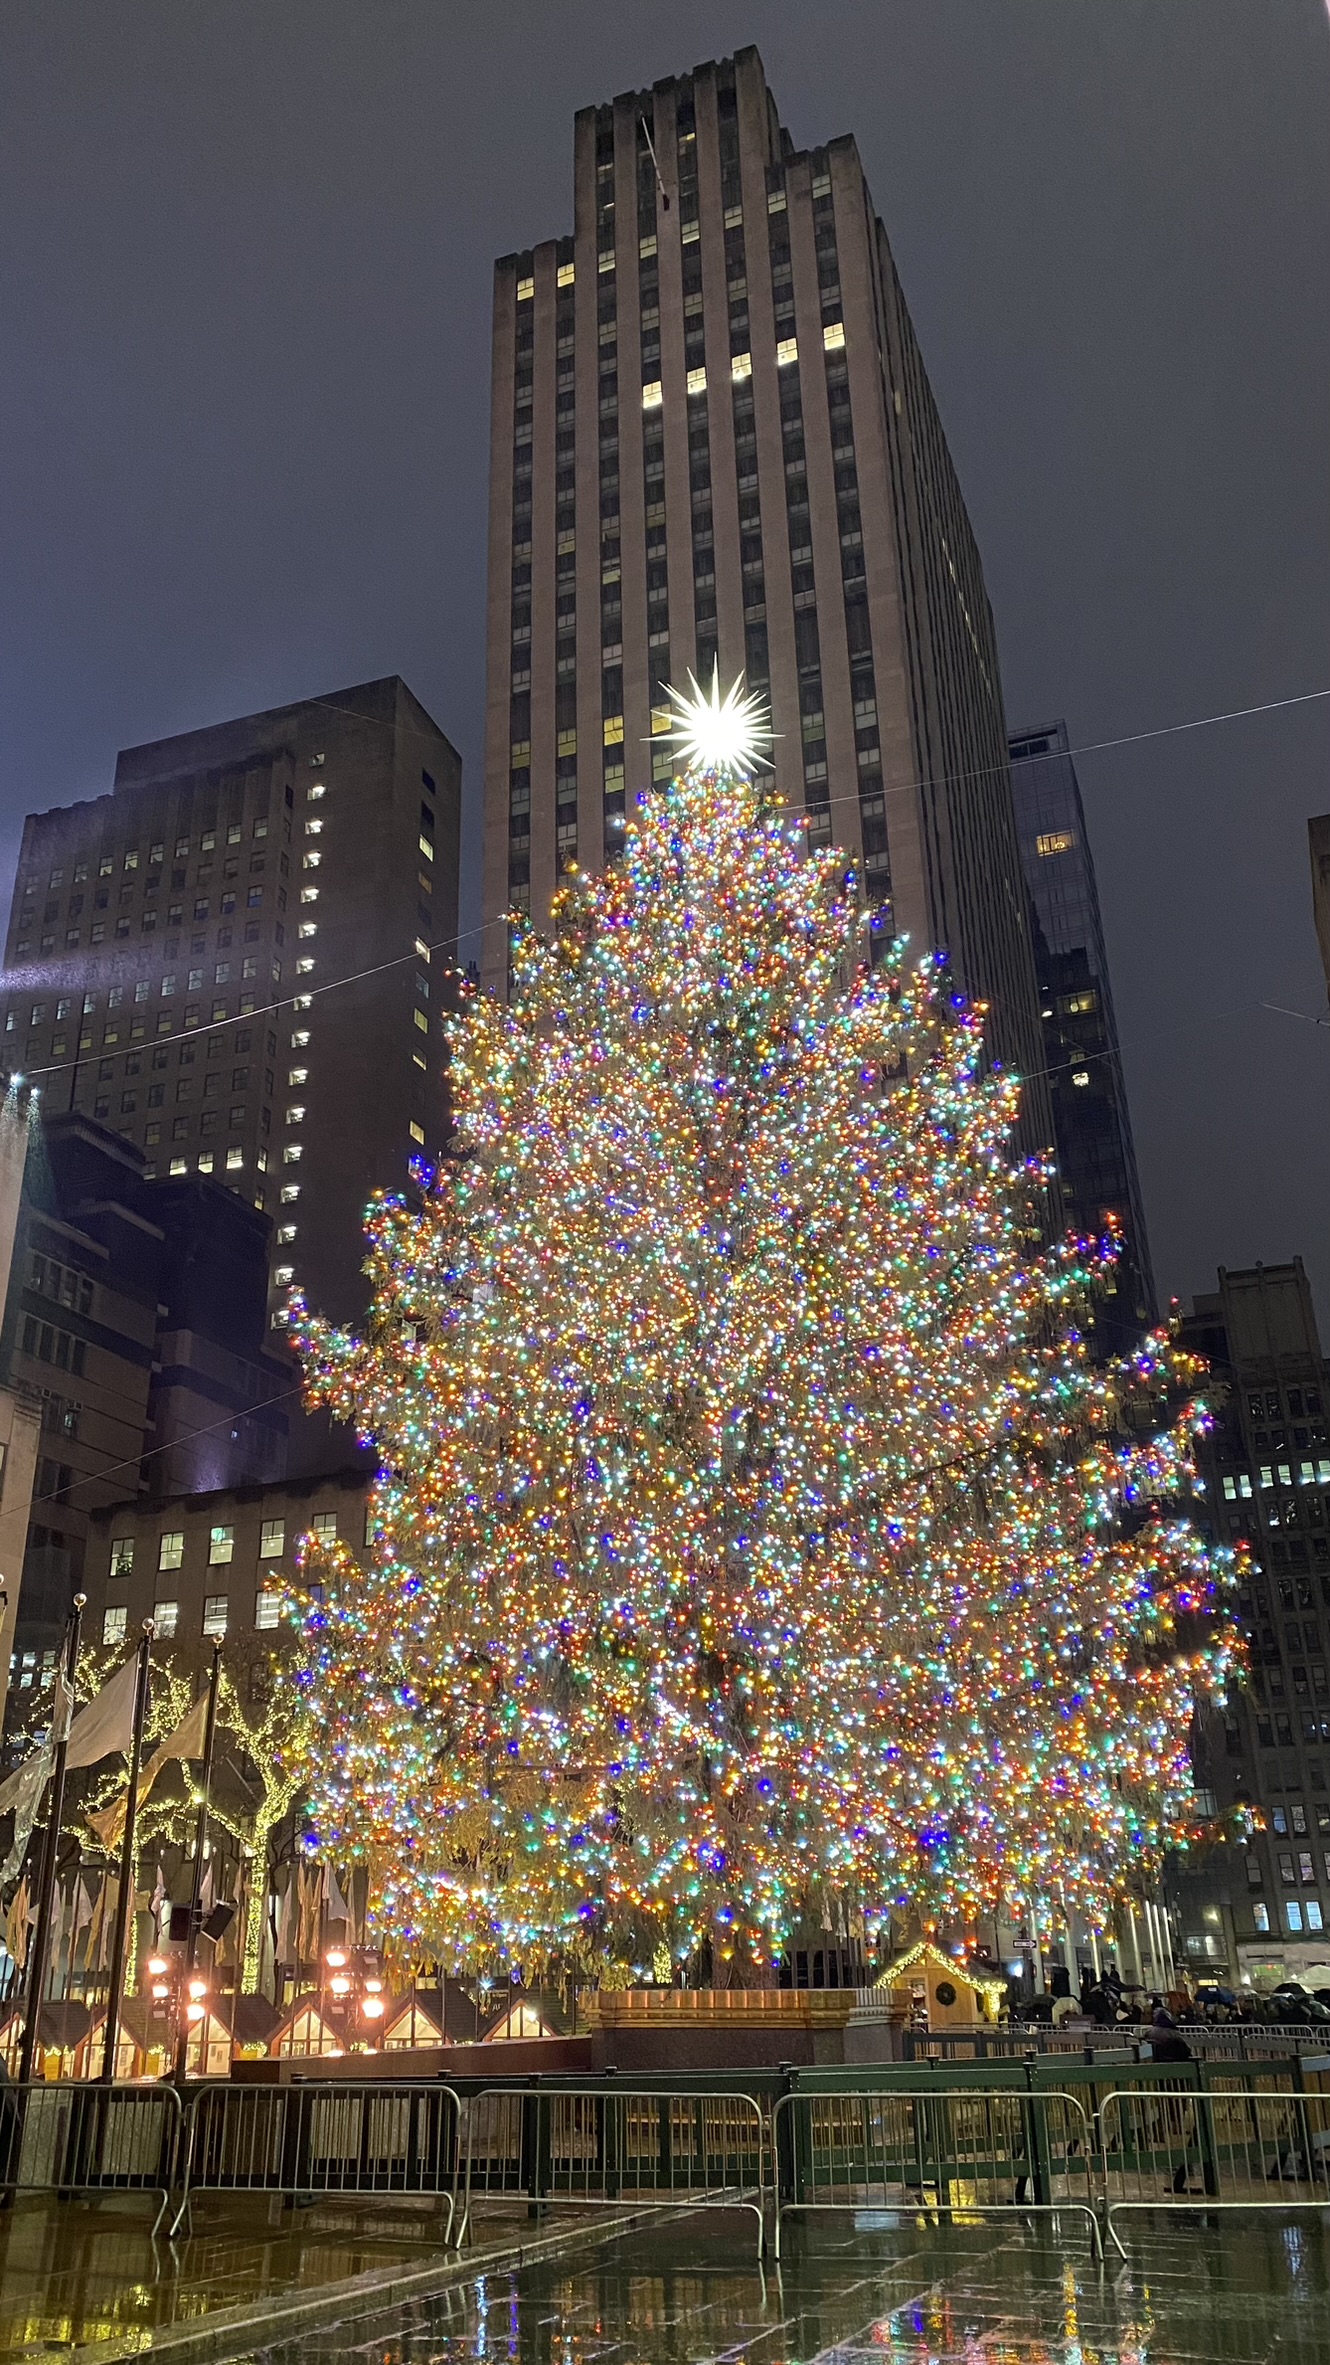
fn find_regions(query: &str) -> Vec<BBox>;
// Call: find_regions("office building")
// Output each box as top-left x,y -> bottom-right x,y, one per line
1,1111 -> 288,1719
0,1089 -> 40,1732
83,1465 -> 370,1677
1169,1261 -> 1330,1986
2,676 -> 460,1335
482,46 -> 1051,1154
1009,721 -> 1155,1350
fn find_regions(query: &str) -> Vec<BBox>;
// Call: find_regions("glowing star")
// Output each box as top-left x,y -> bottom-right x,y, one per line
663,666 -> 774,779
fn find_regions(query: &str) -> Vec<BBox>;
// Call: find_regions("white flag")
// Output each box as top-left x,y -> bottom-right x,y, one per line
51,1665 -> 74,1747
0,1746 -> 53,1884
65,1654 -> 139,1771
276,1872 -> 299,1962
86,1688 -> 208,1853
70,1873 -> 96,1949
0,1742 -> 50,1823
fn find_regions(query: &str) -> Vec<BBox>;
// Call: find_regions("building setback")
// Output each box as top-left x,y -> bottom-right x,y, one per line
1171,1261 -> 1330,1986
483,45 -> 1051,1156
2,676 -> 460,1337
1009,721 -> 1155,1351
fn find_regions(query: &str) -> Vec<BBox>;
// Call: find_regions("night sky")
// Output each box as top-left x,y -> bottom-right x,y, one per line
2,3 -> 1327,1316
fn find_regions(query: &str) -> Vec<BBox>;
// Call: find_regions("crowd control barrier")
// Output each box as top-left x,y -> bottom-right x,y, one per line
170,2079 -> 463,2238
1099,2083 -> 1330,2257
458,2085 -> 767,2255
0,2079 -> 182,2231
771,2085 -> 1101,2259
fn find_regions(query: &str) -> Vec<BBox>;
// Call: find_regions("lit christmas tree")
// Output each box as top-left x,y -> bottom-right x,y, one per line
294,675 -> 1238,1986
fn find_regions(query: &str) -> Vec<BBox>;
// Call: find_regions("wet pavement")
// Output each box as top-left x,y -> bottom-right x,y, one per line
0,2190 -> 459,2357
237,2208 -> 1330,2365
1,2199 -> 1327,2362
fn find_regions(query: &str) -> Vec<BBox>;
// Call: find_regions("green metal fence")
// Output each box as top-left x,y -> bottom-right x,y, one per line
458,2085 -> 767,2255
1099,2084 -> 1330,2257
1,2062 -> 1327,2260
171,2078 -> 463,2240
772,2086 -> 1100,2258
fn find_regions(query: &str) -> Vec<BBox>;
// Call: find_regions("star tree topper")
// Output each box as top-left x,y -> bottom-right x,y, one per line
663,666 -> 774,780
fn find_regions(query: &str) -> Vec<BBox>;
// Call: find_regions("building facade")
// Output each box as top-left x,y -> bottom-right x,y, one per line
2,676 -> 460,1335
482,46 -> 1051,1154
1169,1260 -> 1330,1987
0,1086 -> 40,1732
1,1111 -> 288,1720
1009,721 -> 1155,1351
83,1466 -> 370,1676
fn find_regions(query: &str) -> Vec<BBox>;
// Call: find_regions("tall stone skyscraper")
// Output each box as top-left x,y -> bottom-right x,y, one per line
1009,719 -> 1155,1350
483,45 -> 1050,1153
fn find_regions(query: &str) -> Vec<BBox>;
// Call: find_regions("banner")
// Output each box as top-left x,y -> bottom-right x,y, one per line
296,1861 -> 323,1966
0,1746 -> 52,1884
86,1689 -> 210,1852
0,1654 -> 140,1880
3,1874 -> 31,1970
65,1654 -> 139,1771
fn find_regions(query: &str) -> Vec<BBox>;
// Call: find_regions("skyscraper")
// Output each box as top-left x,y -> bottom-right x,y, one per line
1,676 -> 459,1335
482,46 -> 1050,1152
1009,720 -> 1155,1349
0,1108 -> 289,1722
1170,1260 -> 1330,1988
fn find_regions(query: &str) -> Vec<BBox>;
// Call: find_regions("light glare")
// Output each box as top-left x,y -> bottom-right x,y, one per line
663,666 -> 773,780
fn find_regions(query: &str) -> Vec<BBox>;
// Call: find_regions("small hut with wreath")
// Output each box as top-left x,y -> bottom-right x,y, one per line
875,1941 -> 1006,2030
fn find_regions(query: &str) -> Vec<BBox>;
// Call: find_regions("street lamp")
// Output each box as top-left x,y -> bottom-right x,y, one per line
319,1943 -> 385,2050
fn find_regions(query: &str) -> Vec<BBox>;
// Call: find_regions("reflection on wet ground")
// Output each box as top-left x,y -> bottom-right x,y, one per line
0,2191 -> 457,2356
239,2207 -> 1330,2365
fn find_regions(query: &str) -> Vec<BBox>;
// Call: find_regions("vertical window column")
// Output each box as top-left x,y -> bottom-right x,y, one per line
681,226 -> 715,683
640,227 -> 670,738
509,257 -> 536,917
597,158 -> 623,850
554,257 -> 578,868
771,269 -> 825,842
814,172 -> 891,944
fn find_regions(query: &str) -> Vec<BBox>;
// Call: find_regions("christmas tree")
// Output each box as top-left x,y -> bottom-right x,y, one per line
294,674 -> 1238,1986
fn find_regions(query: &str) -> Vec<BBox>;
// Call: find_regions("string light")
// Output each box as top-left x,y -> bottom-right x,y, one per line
291,687 -> 1240,1984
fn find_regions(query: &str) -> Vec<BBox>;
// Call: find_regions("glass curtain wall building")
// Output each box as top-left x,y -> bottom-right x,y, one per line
1009,719 -> 1154,1350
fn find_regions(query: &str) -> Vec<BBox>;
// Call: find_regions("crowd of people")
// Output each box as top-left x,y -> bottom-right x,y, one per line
1014,1965 -> 1330,2037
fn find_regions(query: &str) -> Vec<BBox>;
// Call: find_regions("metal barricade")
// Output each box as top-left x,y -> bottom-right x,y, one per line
459,2085 -> 766,2256
173,2080 -> 462,2240
0,2080 -> 182,2231
1099,2084 -> 1330,2257
772,2085 -> 1100,2259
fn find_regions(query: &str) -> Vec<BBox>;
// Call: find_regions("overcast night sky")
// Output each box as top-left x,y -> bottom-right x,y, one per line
1,2 -> 1327,1317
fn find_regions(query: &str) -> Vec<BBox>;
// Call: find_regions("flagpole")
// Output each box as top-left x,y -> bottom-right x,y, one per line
18,1594 -> 85,2088
173,1640 -> 222,2082
99,1620 -> 154,2083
